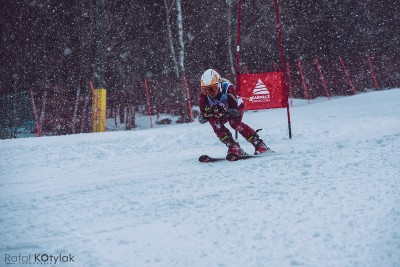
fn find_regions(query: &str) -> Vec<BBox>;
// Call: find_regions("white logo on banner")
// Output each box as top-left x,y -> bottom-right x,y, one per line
249,79 -> 270,103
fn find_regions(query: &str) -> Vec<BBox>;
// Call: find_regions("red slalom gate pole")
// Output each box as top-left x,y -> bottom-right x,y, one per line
235,0 -> 243,96
30,89 -> 41,137
286,61 -> 294,107
339,56 -> 357,94
297,57 -> 310,104
234,0 -> 243,140
315,58 -> 331,100
183,74 -> 194,122
89,80 -> 96,95
144,79 -> 153,128
366,54 -> 380,90
274,0 -> 292,138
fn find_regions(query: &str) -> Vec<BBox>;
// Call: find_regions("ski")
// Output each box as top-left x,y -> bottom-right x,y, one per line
198,155 -> 226,163
199,151 -> 275,163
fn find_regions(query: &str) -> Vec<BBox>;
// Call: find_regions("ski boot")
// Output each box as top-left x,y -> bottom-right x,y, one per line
227,141 -> 246,156
226,141 -> 247,161
247,129 -> 271,155
221,134 -> 246,161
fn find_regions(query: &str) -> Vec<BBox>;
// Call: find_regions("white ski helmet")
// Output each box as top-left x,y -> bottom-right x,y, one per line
200,69 -> 221,95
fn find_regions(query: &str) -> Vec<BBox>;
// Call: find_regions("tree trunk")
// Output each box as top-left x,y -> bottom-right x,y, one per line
125,105 -> 136,130
80,92 -> 90,133
176,0 -> 185,74
226,0 -> 235,76
71,87 -> 81,134
113,105 -> 118,128
38,90 -> 47,135
164,0 -> 179,78
119,104 -> 124,124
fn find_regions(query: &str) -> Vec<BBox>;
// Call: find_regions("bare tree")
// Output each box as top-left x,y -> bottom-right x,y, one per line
226,0 -> 236,76
38,90 -> 47,135
71,88 -> 81,134
163,0 -> 180,78
176,0 -> 185,74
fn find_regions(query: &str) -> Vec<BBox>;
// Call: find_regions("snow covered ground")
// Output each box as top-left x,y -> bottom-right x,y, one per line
1,89 -> 399,267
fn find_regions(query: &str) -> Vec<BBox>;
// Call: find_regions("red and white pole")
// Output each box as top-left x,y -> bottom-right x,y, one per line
144,79 -> 153,128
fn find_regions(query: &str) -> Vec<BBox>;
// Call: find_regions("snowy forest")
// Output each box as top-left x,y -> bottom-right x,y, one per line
1,0 -> 399,138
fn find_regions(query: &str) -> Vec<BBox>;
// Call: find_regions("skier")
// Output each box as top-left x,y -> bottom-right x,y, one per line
198,68 -> 270,157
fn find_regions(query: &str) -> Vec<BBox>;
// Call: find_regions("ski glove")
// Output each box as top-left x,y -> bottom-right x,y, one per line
224,108 -> 241,118
203,106 -> 240,119
204,105 -> 226,118
198,114 -> 209,124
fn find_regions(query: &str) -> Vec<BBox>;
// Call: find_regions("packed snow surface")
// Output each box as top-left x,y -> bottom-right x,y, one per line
1,89 -> 400,267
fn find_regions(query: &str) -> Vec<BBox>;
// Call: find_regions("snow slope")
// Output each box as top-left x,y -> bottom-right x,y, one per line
1,89 -> 399,267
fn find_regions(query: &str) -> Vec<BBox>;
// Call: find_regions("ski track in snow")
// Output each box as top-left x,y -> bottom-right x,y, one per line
1,89 -> 400,267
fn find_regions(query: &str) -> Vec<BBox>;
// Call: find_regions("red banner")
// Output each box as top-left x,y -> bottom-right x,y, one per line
239,72 -> 287,110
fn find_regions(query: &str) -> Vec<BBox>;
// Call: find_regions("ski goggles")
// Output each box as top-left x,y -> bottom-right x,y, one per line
201,84 -> 219,95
